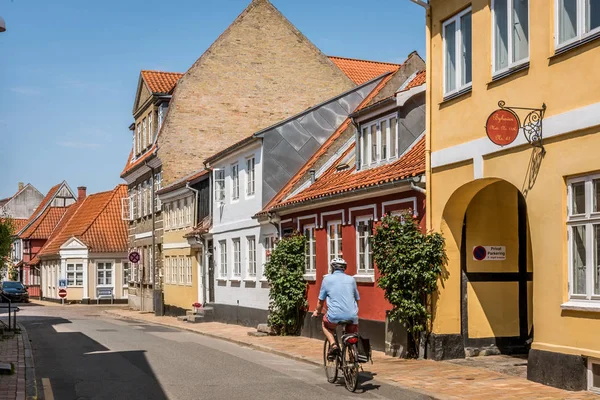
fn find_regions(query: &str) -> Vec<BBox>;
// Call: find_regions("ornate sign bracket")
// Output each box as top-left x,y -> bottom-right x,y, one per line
497,101 -> 547,152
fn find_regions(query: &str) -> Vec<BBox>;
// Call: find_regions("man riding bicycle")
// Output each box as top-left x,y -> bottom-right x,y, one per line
312,257 -> 360,361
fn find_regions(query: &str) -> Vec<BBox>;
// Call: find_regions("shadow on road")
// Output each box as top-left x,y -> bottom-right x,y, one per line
23,316 -> 168,400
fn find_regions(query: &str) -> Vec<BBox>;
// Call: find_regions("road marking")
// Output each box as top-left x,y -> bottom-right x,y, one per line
42,378 -> 54,400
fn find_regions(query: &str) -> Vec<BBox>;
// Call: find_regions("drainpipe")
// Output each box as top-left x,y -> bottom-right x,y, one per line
186,182 -> 201,303
145,159 -> 157,313
411,180 -> 426,195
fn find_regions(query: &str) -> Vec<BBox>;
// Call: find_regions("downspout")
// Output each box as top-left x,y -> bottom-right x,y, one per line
411,180 -> 426,195
204,164 -> 213,305
145,159 -> 157,313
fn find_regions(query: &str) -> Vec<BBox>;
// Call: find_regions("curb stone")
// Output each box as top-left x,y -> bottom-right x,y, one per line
19,323 -> 38,400
102,310 -> 442,400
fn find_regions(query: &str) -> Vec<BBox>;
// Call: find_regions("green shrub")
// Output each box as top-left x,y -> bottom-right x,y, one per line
264,233 -> 308,335
372,211 -> 447,358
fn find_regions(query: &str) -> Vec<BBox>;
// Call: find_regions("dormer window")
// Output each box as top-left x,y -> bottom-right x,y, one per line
142,118 -> 147,149
359,113 -> 399,170
136,123 -> 142,155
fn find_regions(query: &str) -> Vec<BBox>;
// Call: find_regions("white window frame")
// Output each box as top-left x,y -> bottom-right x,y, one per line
66,263 -> 84,287
491,0 -> 530,76
122,261 -> 130,286
219,240 -> 228,278
214,169 -> 225,203
154,172 -> 162,212
263,235 -> 277,277
555,0 -> 600,50
186,257 -> 192,286
359,113 -> 399,169
567,173 -> 600,302
442,7 -> 473,97
247,236 -> 256,277
231,163 -> 240,201
185,197 -> 192,226
356,217 -> 375,275
136,123 -> 142,154
171,257 -> 177,284
121,197 -> 132,221
178,257 -> 185,285
246,157 -> 256,197
97,261 -> 113,287
327,220 -> 343,261
589,358 -> 600,394
232,238 -> 241,277
142,117 -> 147,149
148,112 -> 154,144
304,225 -> 316,274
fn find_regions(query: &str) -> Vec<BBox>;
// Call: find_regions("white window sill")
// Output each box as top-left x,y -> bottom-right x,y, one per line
216,277 -> 228,282
229,277 -> 242,282
243,277 -> 257,282
259,277 -> 269,283
353,274 -> 375,283
560,300 -> 600,312
303,273 -> 316,282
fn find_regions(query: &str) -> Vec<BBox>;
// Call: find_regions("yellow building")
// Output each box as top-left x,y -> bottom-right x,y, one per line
157,171 -> 210,315
422,0 -> 600,392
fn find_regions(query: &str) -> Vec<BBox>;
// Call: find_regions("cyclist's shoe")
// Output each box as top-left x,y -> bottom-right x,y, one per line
327,345 -> 339,361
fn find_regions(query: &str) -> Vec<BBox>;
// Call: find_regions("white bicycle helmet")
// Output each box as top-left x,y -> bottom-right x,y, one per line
330,257 -> 347,271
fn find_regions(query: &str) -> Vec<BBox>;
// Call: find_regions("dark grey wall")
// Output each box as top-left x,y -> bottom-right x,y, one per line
260,79 -> 382,206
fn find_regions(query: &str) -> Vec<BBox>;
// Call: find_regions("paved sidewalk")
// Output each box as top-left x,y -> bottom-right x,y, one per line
0,325 -> 36,400
104,309 -> 598,400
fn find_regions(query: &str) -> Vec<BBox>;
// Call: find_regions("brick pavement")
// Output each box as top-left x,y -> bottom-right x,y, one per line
0,324 -> 36,400
104,309 -> 599,400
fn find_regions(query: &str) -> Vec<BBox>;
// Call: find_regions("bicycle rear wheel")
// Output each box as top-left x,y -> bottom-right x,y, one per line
323,339 -> 338,383
342,343 -> 359,392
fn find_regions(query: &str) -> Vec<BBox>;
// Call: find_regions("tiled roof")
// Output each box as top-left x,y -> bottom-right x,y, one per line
27,183 -> 61,223
120,144 -> 157,178
400,70 -> 426,92
0,218 -> 28,234
20,207 -> 69,240
37,185 -> 128,257
141,70 -> 183,94
273,137 -> 425,209
328,56 -> 401,85
184,216 -> 212,238
261,72 -> 396,213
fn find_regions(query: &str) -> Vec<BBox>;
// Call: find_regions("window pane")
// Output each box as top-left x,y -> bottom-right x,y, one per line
594,179 -> 600,212
513,0 -> 529,62
560,0 -> 578,43
572,225 -> 587,295
444,21 -> 457,92
460,12 -> 472,86
380,120 -> 387,160
361,128 -> 369,166
587,0 -> 600,32
572,182 -> 586,215
370,125 -> 377,163
595,225 -> 600,295
494,0 -> 509,71
390,117 -> 397,157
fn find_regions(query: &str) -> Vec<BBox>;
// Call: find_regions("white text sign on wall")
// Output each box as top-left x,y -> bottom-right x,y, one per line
472,246 -> 506,261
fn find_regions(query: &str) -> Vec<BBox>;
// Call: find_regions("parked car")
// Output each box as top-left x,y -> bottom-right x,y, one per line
0,281 -> 29,303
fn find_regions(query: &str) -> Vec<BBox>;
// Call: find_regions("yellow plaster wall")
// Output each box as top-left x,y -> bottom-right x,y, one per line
468,282 -> 520,338
162,225 -> 198,310
428,0 -> 600,152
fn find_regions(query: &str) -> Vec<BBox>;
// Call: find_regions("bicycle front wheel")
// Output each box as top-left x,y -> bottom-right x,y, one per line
342,343 -> 359,392
323,339 -> 338,383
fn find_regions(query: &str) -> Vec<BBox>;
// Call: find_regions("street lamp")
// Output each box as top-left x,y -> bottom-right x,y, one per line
0,16 -> 6,32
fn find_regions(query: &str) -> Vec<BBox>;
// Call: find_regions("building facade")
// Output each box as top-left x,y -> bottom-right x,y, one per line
37,185 -> 129,303
158,171 -> 210,315
121,70 -> 181,312
423,0 -> 600,392
262,65 -> 426,351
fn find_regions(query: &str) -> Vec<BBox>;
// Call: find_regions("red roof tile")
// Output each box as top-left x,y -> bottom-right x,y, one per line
184,216 -> 212,238
141,70 -> 183,94
329,56 -> 401,85
274,137 -> 425,209
262,73 -> 396,213
400,70 -> 426,92
0,218 -> 28,234
27,184 -> 61,224
20,207 -> 69,240
37,185 -> 128,257
120,144 -> 157,178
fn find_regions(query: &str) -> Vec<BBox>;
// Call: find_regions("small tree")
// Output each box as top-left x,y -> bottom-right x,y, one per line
372,211 -> 447,358
0,217 -> 15,279
264,233 -> 308,335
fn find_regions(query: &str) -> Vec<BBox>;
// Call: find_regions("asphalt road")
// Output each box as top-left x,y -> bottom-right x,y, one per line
8,303 -> 430,400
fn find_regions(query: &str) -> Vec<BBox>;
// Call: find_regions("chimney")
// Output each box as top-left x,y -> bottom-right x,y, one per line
18,182 -> 24,191
309,169 -> 316,184
77,186 -> 87,201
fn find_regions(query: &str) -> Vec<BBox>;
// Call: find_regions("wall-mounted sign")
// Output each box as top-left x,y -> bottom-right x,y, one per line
58,279 -> 67,289
486,109 -> 520,146
128,250 -> 140,264
473,246 -> 506,261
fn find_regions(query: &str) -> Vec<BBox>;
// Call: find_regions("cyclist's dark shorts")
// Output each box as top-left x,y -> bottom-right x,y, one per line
323,315 -> 358,333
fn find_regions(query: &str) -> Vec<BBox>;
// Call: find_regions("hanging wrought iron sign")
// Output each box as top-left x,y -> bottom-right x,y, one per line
485,101 -> 546,150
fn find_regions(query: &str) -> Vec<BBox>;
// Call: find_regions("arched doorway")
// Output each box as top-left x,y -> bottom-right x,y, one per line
443,179 -> 533,355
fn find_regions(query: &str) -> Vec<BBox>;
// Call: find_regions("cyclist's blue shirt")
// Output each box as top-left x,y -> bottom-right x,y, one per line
318,270 -> 360,324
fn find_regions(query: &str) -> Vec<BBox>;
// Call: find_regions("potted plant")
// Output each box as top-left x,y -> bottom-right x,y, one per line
192,302 -> 202,314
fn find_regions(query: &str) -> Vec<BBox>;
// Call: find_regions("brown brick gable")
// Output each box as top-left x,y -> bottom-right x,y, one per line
157,0 -> 356,185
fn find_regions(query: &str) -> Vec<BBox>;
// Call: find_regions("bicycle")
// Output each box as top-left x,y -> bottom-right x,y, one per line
322,319 -> 360,392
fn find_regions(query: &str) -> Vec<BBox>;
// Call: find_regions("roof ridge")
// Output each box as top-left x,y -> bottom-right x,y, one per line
141,70 -> 184,75
328,55 -> 402,66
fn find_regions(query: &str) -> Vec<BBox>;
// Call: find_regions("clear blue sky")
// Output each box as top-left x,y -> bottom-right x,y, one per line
0,0 -> 425,199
